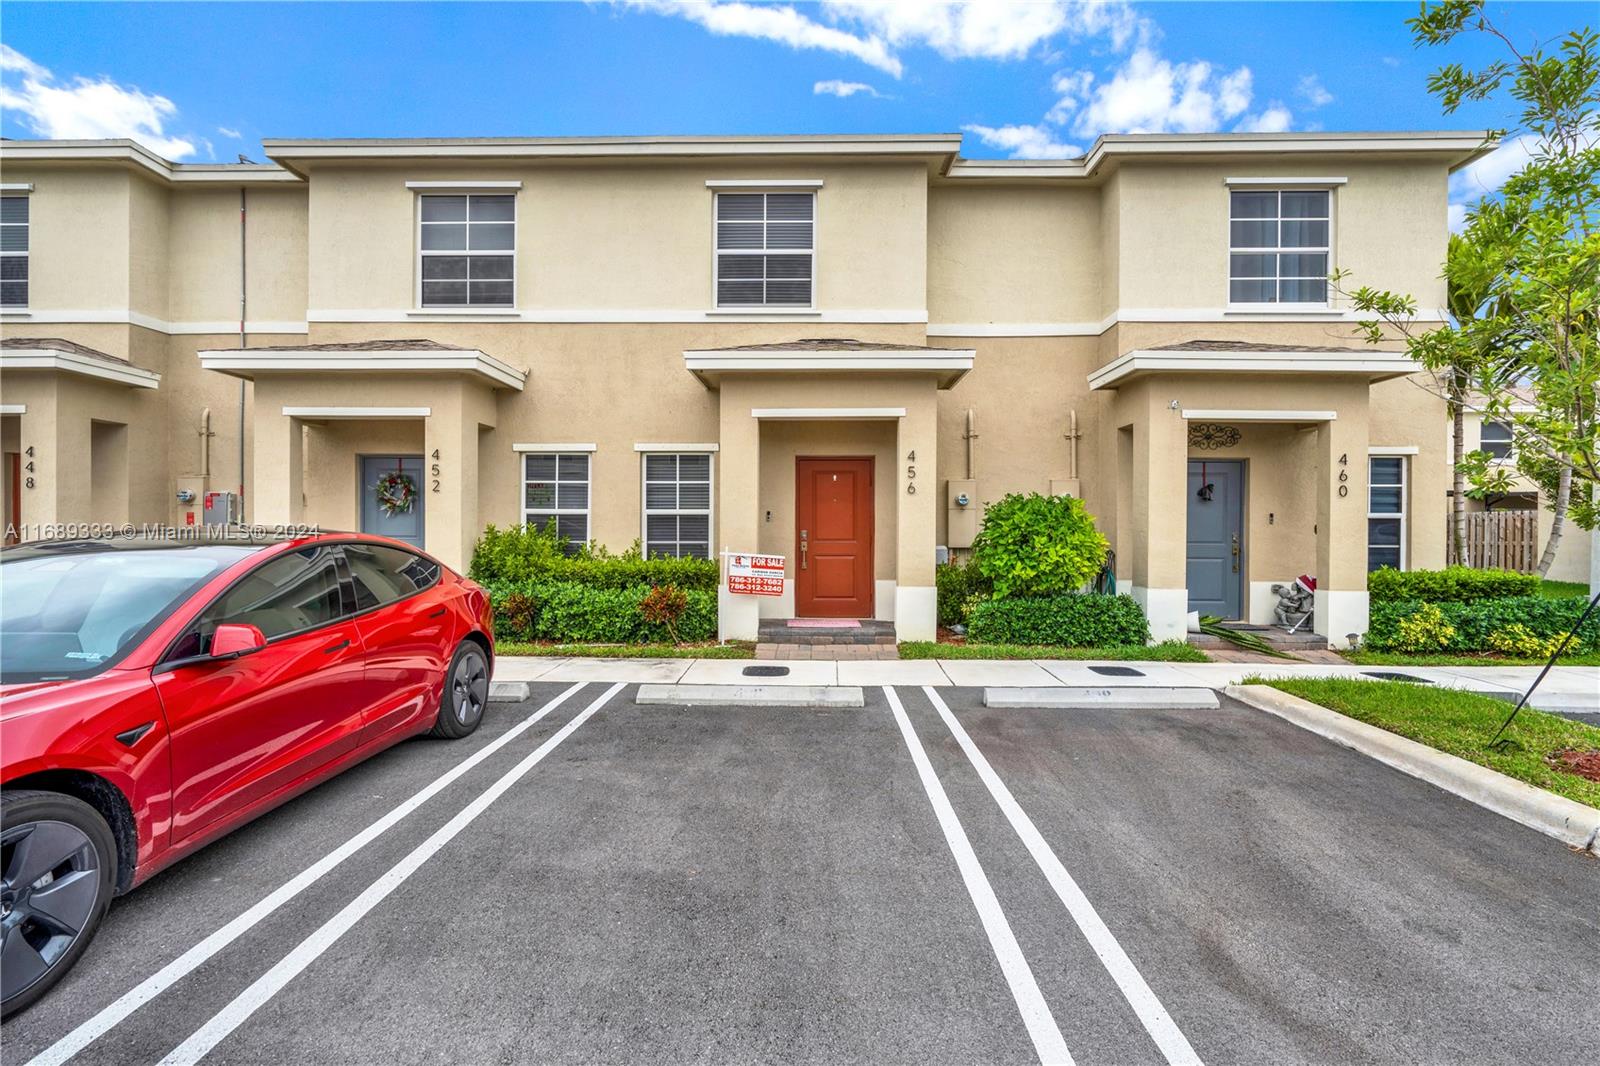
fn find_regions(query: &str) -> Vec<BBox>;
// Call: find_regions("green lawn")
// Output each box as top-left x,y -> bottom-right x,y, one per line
1255,677 -> 1600,809
496,641 -> 755,659
1343,648 -> 1600,667
899,640 -> 1207,662
1538,580 -> 1591,598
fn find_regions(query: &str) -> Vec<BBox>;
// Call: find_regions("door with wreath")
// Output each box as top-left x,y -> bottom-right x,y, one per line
360,455 -> 425,548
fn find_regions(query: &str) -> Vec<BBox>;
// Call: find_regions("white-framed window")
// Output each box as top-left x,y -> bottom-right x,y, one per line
1480,419 -> 1514,460
522,453 -> 589,550
714,191 -> 814,307
642,453 -> 712,559
1367,455 -> 1407,572
1,195 -> 28,308
1229,189 -> 1330,305
418,193 -> 515,307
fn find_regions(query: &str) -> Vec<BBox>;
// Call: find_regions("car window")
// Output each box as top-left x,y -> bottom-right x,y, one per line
168,546 -> 345,659
345,543 -> 441,611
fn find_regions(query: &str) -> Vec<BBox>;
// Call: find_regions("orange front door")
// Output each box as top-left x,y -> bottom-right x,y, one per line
795,456 -> 874,618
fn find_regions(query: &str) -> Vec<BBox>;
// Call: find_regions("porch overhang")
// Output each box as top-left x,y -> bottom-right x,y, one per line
0,339 -> 160,389
685,339 -> 974,390
1088,341 -> 1419,391
198,339 -> 526,390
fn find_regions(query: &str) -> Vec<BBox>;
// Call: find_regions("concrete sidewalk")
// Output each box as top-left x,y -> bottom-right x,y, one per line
492,655 -> 1600,714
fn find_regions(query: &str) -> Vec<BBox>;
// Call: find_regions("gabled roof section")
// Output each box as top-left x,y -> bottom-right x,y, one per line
0,139 -> 299,185
1088,338 -> 1419,390
1,337 -> 161,388
198,339 -> 526,390
684,337 -> 974,389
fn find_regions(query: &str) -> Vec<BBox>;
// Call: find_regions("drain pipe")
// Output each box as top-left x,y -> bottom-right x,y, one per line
1065,408 -> 1080,481
237,186 -> 247,523
198,407 -> 211,478
963,408 -> 977,480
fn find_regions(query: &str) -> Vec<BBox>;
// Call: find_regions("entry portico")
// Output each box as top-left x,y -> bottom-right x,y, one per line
1092,341 -> 1419,649
687,340 -> 974,643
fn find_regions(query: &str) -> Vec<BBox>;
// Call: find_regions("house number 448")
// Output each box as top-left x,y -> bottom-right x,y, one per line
906,450 -> 917,495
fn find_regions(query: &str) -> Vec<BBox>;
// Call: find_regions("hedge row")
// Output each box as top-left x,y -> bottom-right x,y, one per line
1368,566 -> 1539,604
471,523 -> 719,591
967,593 -> 1150,647
487,579 -> 717,644
935,561 -> 990,628
1366,595 -> 1600,652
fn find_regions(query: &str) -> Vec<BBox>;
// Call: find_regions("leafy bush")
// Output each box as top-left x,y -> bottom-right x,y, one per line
967,593 -> 1149,647
1392,603 -> 1456,652
1487,623 -> 1584,659
935,561 -> 990,627
1367,595 -> 1600,652
970,493 -> 1109,600
639,584 -> 691,644
471,522 -> 718,590
1368,566 -> 1539,603
487,579 -> 716,643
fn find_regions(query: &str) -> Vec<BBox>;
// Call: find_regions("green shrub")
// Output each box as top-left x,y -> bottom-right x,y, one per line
1367,595 -> 1600,652
967,593 -> 1149,647
639,584 -> 691,644
471,522 -> 718,591
487,579 -> 716,643
1368,566 -> 1539,603
1487,623 -> 1584,658
970,493 -> 1110,600
1392,603 -> 1456,652
935,561 -> 990,627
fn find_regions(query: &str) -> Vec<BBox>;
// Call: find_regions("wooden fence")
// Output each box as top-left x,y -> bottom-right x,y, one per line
1450,510 -> 1539,572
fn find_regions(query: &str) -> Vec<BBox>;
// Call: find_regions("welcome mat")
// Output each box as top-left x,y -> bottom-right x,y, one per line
786,618 -> 861,628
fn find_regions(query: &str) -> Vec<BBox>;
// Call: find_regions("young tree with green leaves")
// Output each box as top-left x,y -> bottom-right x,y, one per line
1335,1 -> 1599,577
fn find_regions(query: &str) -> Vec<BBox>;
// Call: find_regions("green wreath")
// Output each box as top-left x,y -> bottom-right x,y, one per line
374,470 -> 418,517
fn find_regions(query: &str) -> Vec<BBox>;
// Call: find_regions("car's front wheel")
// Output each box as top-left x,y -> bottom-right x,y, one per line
1,791 -> 117,1019
431,641 -> 489,739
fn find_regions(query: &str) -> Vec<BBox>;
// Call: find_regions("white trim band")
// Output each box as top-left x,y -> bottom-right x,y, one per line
0,184 -> 34,193
1089,348 -> 1420,390
198,348 -> 527,390
1182,408 -> 1336,422
0,404 -> 26,414
1369,445 -> 1421,455
512,442 -> 597,453
1224,176 -> 1349,186
751,407 -> 906,420
704,179 -> 824,189
633,443 -> 720,452
283,406 -> 430,419
404,180 -> 523,190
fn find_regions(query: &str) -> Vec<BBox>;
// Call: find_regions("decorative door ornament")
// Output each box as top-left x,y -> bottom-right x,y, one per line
1188,423 -> 1241,450
374,467 -> 418,516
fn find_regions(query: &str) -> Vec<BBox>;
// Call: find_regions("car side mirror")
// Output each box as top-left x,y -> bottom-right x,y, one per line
211,623 -> 267,658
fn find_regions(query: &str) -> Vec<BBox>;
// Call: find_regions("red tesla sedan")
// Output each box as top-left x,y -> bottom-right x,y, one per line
0,533 -> 494,1017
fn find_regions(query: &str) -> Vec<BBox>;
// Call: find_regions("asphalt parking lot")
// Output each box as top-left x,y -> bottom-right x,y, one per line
5,683 -> 1597,1066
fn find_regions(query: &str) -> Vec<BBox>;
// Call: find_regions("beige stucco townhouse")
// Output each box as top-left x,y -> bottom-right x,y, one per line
0,130 -> 1494,646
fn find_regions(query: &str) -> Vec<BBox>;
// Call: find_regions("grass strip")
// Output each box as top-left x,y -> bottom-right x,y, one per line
496,641 -> 755,659
899,640 -> 1208,662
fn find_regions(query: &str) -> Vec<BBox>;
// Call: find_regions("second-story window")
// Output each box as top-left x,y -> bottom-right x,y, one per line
1229,189 -> 1330,305
1480,420 -> 1514,460
1,195 -> 28,308
419,193 -> 514,307
715,192 -> 813,308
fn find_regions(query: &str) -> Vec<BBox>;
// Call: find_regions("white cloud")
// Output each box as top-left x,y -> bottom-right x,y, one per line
1050,48 -> 1263,137
822,0 -> 1143,62
1236,104 -> 1293,133
1295,74 -> 1332,108
0,44 -> 195,158
962,122 -> 1082,159
618,1 -> 901,76
813,79 -> 880,98
217,125 -> 243,139
1448,201 -> 1469,233
1450,133 -> 1537,200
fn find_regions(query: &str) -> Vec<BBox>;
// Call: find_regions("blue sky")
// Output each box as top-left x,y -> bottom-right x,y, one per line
1,2 -> 1591,219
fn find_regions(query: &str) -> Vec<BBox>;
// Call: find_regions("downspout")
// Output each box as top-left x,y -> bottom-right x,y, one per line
1066,409 -> 1080,481
238,186 -> 247,523
198,408 -> 211,478
964,408 -> 976,480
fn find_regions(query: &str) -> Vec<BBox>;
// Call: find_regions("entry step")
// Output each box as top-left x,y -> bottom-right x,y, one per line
757,618 -> 897,646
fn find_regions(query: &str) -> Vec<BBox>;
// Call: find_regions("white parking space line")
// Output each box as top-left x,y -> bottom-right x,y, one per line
882,687 -> 1074,1066
922,686 -> 1203,1066
27,681 -> 590,1066
155,681 -> 627,1066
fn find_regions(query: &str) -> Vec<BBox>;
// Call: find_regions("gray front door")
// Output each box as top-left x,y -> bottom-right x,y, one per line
1186,459 -> 1243,619
360,455 -> 425,548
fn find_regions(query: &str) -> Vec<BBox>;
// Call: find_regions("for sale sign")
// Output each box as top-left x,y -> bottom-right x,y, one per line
726,552 -> 786,597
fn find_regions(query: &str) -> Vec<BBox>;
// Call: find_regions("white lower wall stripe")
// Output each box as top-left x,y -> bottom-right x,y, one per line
922,687 -> 1204,1066
155,682 -> 625,1066
882,687 -> 1074,1065
26,681 -> 590,1066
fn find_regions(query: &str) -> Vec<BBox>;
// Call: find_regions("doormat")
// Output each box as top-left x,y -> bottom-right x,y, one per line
787,619 -> 861,628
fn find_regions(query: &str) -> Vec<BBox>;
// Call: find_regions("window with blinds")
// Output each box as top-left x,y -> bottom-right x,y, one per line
643,453 -> 712,559
523,453 -> 589,551
1368,456 -> 1407,572
1,195 -> 28,308
1229,189 -> 1331,305
419,193 -> 515,307
715,192 -> 813,307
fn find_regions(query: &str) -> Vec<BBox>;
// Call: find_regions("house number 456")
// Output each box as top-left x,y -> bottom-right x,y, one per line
906,450 -> 917,495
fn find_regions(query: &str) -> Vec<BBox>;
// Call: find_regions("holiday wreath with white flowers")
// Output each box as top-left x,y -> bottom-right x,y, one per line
373,469 -> 418,516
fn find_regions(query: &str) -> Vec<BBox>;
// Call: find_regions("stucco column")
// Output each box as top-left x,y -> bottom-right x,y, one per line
12,386 -> 82,528
1313,406 -> 1370,648
716,388 -> 761,641
250,404 -> 303,528
1127,393 -> 1189,643
424,381 -> 491,573
894,399 -> 938,640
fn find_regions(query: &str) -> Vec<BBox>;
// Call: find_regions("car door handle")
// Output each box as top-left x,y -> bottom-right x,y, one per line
322,639 -> 351,654
427,607 -> 446,619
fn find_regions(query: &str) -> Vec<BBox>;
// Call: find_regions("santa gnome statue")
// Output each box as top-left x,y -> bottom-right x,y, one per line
1271,575 -> 1316,632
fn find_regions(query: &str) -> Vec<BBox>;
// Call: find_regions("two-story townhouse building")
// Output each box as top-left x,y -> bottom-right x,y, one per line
0,130 -> 1492,646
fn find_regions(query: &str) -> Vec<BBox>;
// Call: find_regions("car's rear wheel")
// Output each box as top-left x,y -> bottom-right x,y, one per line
431,641 -> 489,739
1,791 -> 117,1019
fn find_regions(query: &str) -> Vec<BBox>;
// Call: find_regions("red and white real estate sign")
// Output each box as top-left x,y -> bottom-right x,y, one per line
726,553 -> 786,597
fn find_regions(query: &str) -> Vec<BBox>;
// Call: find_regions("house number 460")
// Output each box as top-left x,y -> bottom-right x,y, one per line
906,450 -> 917,495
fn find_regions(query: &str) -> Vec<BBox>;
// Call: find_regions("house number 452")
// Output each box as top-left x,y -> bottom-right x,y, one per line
431,449 -> 442,493
906,450 -> 917,495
